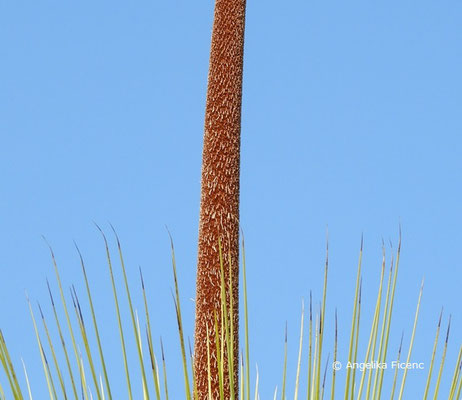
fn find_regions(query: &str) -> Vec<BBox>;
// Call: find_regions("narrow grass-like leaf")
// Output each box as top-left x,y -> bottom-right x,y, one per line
21,358 -> 33,400
218,240 -> 234,399
390,332 -> 404,400
310,314 -> 319,400
455,358 -> 462,400
160,338 -> 169,400
307,292 -> 312,400
344,239 -> 363,400
350,281 -> 362,400
241,233 -> 251,400
95,225 -> 133,400
43,342 -> 58,400
167,231 -> 192,400
227,243 -> 236,400
75,243 -> 112,400
365,246 -> 386,400
397,280 -> 424,400
140,268 -> 161,400
317,240 -> 329,399
213,310 -> 225,400
371,254 -> 394,400
26,296 -> 54,400
206,325 -> 213,400
423,309 -> 443,400
0,380 -> 5,400
331,310 -> 338,400
188,338 -> 198,400
43,240 -> 84,394
294,301 -> 304,400
431,316 -> 451,400
448,345 -> 462,400
146,328 -> 160,400
70,287 -> 102,400
375,236 -> 401,400
134,310 -> 149,400
110,227 -> 150,399
100,376 -> 105,400
357,248 -> 386,400
321,354 -> 330,400
46,281 -> 78,399
37,303 -> 67,399
254,365 -> 259,400
0,330 -> 22,399
282,323 -> 288,400
79,353 -> 89,400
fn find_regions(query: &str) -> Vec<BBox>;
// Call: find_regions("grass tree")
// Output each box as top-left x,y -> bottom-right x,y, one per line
194,0 -> 247,399
2,3 -> 462,400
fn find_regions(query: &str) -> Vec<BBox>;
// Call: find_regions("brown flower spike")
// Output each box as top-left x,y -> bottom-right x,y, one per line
194,0 -> 246,399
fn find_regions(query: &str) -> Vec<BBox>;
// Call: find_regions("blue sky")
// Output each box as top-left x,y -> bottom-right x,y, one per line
1,1 -> 461,398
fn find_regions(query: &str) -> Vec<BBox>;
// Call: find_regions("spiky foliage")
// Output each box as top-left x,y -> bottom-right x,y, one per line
0,232 -> 461,400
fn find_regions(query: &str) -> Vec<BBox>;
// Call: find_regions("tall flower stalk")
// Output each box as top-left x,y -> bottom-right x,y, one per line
193,0 -> 247,399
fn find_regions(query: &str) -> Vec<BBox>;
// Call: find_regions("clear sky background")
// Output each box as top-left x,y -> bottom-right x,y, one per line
1,1 -> 461,399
